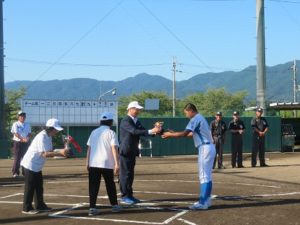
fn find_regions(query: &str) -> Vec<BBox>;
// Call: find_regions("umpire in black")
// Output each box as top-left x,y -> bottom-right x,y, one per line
251,107 -> 269,167
228,111 -> 245,168
119,101 -> 161,205
211,112 -> 227,169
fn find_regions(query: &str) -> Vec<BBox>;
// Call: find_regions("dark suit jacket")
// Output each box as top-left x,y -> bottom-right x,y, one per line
119,115 -> 149,157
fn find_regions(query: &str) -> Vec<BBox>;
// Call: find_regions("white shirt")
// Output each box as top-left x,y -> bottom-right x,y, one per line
185,113 -> 213,148
21,130 -> 52,172
11,121 -> 31,142
87,125 -> 119,169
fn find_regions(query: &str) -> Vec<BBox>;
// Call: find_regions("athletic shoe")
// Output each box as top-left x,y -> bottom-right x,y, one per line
37,206 -> 52,212
22,210 -> 39,215
112,205 -> 122,213
131,196 -> 141,203
120,197 -> 135,205
189,201 -> 209,210
88,208 -> 99,216
260,164 -> 269,167
13,174 -> 18,178
206,197 -> 212,207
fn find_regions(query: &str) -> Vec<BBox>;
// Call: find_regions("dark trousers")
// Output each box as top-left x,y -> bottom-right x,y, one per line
12,141 -> 28,175
213,136 -> 224,168
251,135 -> 266,166
119,155 -> 136,198
23,168 -> 46,211
231,135 -> 243,167
88,167 -> 118,208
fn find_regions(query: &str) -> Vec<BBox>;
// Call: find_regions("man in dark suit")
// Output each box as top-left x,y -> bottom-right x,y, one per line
119,101 -> 161,205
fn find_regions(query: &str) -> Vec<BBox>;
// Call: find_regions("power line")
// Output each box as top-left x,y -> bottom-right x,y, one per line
26,0 -> 125,90
137,0 -> 213,72
6,57 -> 169,68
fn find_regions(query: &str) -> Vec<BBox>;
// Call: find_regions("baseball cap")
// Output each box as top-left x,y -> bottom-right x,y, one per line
233,111 -> 239,115
18,111 -> 26,116
127,101 -> 143,110
256,107 -> 263,113
216,111 -> 222,116
100,112 -> 114,121
46,118 -> 63,131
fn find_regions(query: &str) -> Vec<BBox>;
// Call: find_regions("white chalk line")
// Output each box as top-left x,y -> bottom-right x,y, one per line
0,193 -> 23,199
177,218 -> 197,225
218,191 -> 300,200
46,179 -> 281,189
49,202 -> 189,225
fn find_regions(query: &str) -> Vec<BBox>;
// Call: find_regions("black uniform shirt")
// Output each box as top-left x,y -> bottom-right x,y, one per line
228,119 -> 245,135
210,120 -> 227,138
251,117 -> 268,134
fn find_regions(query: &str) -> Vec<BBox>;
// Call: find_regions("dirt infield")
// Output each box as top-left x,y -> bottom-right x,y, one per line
0,152 -> 300,225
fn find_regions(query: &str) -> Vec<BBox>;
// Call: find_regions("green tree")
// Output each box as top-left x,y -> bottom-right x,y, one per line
118,91 -> 173,117
179,88 -> 248,117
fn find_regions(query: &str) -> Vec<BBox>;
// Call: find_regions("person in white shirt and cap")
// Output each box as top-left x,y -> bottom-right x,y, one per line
11,111 -> 32,178
86,112 -> 122,216
119,101 -> 161,205
20,118 -> 69,215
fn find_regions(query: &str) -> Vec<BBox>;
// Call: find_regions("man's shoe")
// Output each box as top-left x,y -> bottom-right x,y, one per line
131,196 -> 141,203
206,197 -> 212,207
13,174 -> 19,178
260,164 -> 269,167
22,210 -> 39,215
37,206 -> 52,212
238,165 -> 245,168
112,205 -> 122,213
189,202 -> 209,210
120,197 -> 135,205
88,208 -> 99,216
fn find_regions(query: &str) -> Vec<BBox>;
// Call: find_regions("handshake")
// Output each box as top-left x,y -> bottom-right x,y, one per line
151,121 -> 165,135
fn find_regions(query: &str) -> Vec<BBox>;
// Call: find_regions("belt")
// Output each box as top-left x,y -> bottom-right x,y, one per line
201,142 -> 210,145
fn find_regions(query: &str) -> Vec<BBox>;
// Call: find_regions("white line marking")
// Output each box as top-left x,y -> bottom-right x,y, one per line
0,193 -> 23,199
218,192 -> 300,200
214,181 -> 280,189
134,191 -> 196,196
47,180 -> 86,184
0,200 -> 78,206
0,184 -> 24,187
162,210 -> 188,224
177,218 -> 197,225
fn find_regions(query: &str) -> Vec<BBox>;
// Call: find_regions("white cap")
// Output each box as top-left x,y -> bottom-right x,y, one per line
127,101 -> 143,110
46,118 -> 63,131
100,112 -> 114,121
18,111 -> 26,116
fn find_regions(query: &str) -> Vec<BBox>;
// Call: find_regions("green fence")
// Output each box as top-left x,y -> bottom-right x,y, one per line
0,116 -> 282,158
63,116 -> 282,157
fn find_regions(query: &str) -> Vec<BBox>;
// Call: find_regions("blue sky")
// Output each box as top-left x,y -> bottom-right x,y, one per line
4,0 -> 300,83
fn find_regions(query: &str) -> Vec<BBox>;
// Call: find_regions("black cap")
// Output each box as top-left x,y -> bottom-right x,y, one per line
216,111 -> 222,116
233,111 -> 239,115
256,107 -> 263,113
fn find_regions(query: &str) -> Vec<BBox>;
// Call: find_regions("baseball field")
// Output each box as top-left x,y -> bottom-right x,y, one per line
0,152 -> 300,225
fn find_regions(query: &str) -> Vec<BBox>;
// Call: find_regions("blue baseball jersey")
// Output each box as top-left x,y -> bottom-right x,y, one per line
185,113 -> 213,148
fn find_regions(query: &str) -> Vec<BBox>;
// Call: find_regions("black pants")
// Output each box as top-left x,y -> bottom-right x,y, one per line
213,136 -> 224,168
251,135 -> 266,166
23,168 -> 46,211
119,156 -> 136,198
88,167 -> 118,208
231,134 -> 243,167
12,141 -> 28,175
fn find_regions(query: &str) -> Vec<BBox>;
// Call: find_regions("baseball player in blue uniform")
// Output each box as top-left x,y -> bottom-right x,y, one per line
162,103 -> 216,210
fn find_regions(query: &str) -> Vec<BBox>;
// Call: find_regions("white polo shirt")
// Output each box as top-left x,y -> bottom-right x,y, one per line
87,125 -> 119,169
21,130 -> 52,172
11,121 -> 31,142
185,113 -> 213,148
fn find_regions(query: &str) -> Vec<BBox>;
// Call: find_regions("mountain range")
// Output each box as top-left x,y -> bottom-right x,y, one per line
5,60 -> 299,102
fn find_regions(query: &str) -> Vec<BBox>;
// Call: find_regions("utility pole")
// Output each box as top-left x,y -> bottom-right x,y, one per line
292,59 -> 298,117
0,0 -> 7,157
256,0 -> 266,113
172,57 -> 176,117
